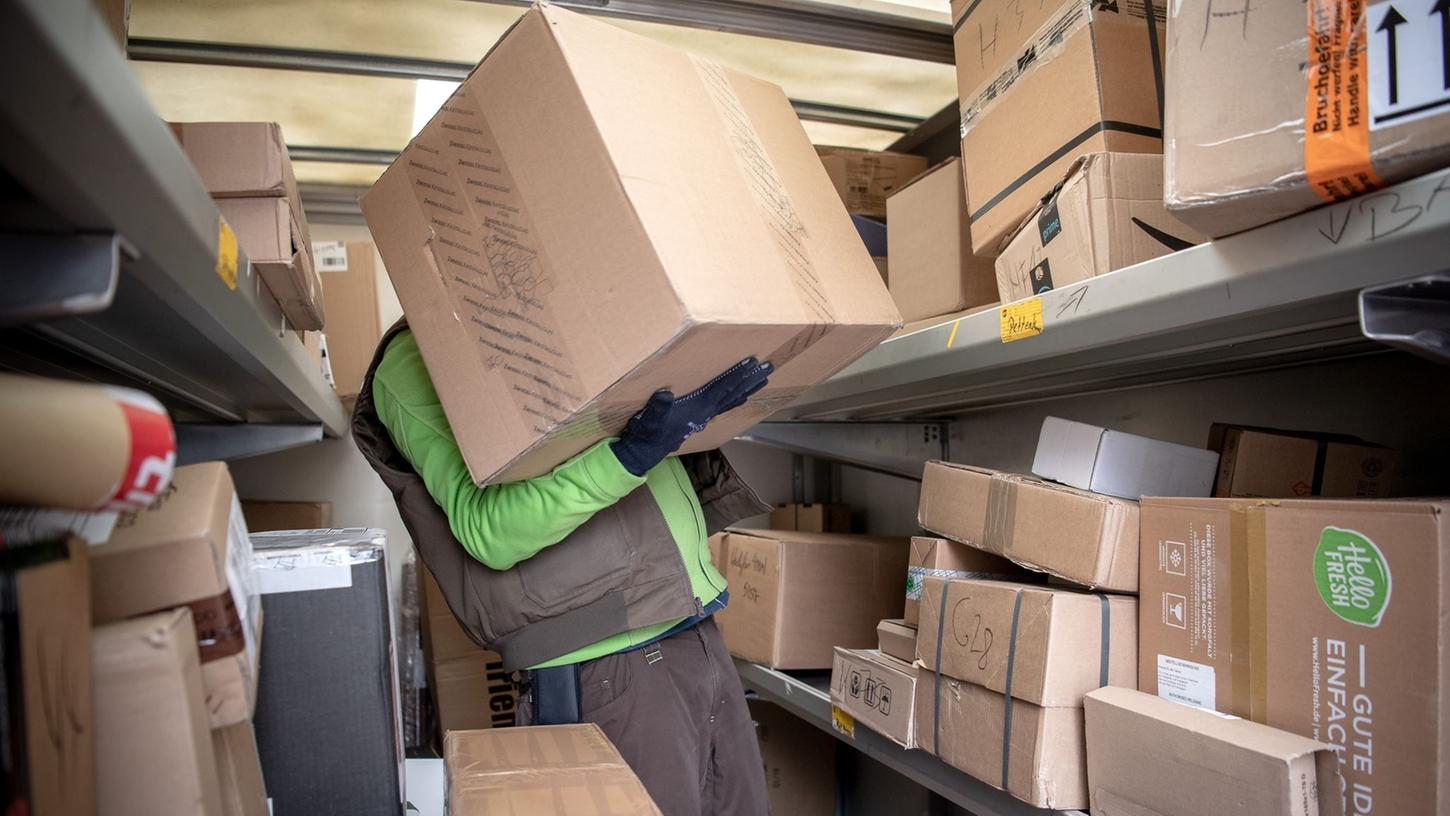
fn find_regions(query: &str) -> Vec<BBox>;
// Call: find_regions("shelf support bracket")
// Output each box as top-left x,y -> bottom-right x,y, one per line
1360,273 -> 1450,365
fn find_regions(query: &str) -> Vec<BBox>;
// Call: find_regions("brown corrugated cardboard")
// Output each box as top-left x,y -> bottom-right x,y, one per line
212,723 -> 268,816
830,648 -> 919,748
816,146 -> 929,219
917,578 -> 1136,707
1209,424 -> 1396,498
949,0 -> 1066,125
877,618 -> 917,664
94,609 -> 224,816
995,153 -> 1204,302
97,462 -> 262,728
1165,0 -> 1450,237
904,535 -> 1026,626
750,699 -> 835,816
361,5 -> 900,486
886,158 -> 996,321
768,502 -> 850,533
433,654 -> 517,733
1139,497 -> 1450,815
915,669 -> 1086,809
317,240 -> 383,400
715,529 -> 909,669
216,197 -> 323,330
916,461 -> 999,549
446,724 -> 661,815
169,122 -> 296,199
960,1 -> 1166,256
241,500 -> 332,532
1085,687 -> 1342,816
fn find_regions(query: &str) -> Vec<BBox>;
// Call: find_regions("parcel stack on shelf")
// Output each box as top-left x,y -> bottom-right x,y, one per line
171,122 -> 323,330
361,3 -> 901,486
1207,422 -> 1397,498
421,568 -> 517,739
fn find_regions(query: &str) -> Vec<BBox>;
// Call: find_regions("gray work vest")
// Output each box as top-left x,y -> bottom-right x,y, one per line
351,320 -> 767,671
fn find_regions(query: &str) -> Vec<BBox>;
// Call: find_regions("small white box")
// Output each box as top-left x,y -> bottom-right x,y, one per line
1031,417 -> 1219,500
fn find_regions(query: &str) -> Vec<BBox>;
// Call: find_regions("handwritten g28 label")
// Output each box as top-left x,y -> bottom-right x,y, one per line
999,297 -> 1044,343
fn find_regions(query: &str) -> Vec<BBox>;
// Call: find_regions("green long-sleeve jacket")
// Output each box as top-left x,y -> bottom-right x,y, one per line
371,330 -> 728,668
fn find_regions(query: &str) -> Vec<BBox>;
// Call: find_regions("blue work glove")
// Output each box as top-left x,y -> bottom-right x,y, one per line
610,357 -> 774,477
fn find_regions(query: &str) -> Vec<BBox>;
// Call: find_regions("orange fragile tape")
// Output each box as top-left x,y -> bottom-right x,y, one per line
1304,0 -> 1384,203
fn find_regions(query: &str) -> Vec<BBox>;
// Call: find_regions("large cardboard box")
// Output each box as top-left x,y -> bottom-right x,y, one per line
1139,497 -> 1450,815
1165,0 -> 1450,237
749,699 -> 836,816
995,153 -> 1204,302
96,462 -> 262,728
886,158 -> 996,321
877,618 -> 917,664
904,535 -> 1025,626
715,529 -> 909,669
241,500 -> 332,532
949,0 -> 1066,124
1032,415 -> 1219,500
1209,424 -> 1396,498
816,146 -> 929,219
421,570 -> 517,734
916,461 -> 999,549
915,670 -> 1086,809
94,609 -> 224,816
361,5 -> 900,486
446,724 -> 660,815
1085,687 -> 1341,816
917,578 -> 1136,707
830,648 -> 919,748
316,240 -> 384,400
212,722 -> 268,816
959,1 -> 1166,255
768,502 -> 850,533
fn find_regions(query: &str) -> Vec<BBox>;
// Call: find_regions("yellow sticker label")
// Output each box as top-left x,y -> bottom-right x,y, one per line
215,216 -> 238,290
831,705 -> 855,738
999,297 -> 1043,343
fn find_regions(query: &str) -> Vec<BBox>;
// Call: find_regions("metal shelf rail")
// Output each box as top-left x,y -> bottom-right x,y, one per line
0,0 -> 346,461
736,659 -> 1086,816
778,168 -> 1450,422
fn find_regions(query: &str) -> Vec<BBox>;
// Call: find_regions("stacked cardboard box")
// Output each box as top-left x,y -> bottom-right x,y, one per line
421,569 -> 517,737
885,158 -> 996,322
830,647 -> 920,749
446,724 -> 660,814
817,146 -> 928,220
876,619 -> 916,664
313,240 -> 384,403
241,500 -> 332,532
1208,423 -> 1396,498
171,122 -> 322,329
768,502 -> 851,533
903,535 -> 1026,626
750,699 -> 836,816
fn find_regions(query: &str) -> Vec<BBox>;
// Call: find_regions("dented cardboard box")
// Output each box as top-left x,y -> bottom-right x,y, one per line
830,648 -> 919,748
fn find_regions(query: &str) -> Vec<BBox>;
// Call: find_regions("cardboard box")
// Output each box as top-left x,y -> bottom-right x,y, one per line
446,724 -> 661,815
915,669 -> 1086,809
421,568 -> 491,665
241,500 -> 332,532
830,648 -> 919,748
886,158 -> 996,321
361,5 -> 900,486
920,466 -> 1140,592
94,609 -> 224,816
1209,424 -> 1396,499
877,618 -> 917,664
96,462 -> 262,728
995,153 -> 1204,302
433,654 -> 518,733
316,240 -> 384,400
216,197 -> 323,330
917,578 -> 1136,707
1139,497 -> 1450,815
1085,687 -> 1341,816
714,529 -> 909,669
212,723 -> 268,816
1032,415 -> 1220,500
949,0 -> 1067,126
750,699 -> 835,816
959,1 -> 1166,255
768,502 -> 850,533
170,122 -> 298,199
252,529 -> 401,816
0,535 -> 94,816
1165,0 -> 1450,237
817,146 -> 929,219
904,535 -> 1026,626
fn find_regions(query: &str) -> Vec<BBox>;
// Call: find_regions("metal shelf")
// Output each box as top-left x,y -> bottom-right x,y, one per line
0,0 -> 346,459
778,168 -> 1450,421
735,659 -> 1086,816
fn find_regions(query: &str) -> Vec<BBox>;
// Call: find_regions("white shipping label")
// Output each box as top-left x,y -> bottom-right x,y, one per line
312,240 -> 349,272
1156,654 -> 1216,711
226,497 -> 260,674
1368,0 -> 1450,129
256,549 -> 355,595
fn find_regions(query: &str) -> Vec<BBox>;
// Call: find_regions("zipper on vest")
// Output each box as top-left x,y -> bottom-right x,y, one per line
670,461 -> 726,597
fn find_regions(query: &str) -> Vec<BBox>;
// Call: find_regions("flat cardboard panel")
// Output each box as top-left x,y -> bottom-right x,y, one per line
916,461 -> 999,550
877,618 -> 917,663
94,609 -> 224,816
750,699 -> 835,816
886,158 -> 996,322
916,578 -> 1136,707
1209,424 -> 1396,499
319,241 -> 383,399
212,723 -> 268,816
904,535 -> 1025,626
1085,687 -> 1341,816
817,146 -> 929,219
361,5 -> 899,486
1032,416 -> 1219,500
241,500 -> 332,532
830,648 -> 919,748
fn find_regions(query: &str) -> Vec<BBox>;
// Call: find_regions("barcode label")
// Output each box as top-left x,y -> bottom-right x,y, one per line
311,241 -> 348,272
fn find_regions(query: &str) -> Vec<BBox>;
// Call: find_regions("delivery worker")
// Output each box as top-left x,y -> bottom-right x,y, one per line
352,320 -> 774,816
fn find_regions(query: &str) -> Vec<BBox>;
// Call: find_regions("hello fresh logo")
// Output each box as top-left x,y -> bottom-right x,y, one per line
1313,526 -> 1392,627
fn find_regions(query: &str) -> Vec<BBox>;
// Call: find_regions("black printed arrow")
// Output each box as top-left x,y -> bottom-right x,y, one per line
1434,0 -> 1450,90
1378,5 -> 1407,104
1131,217 -> 1198,251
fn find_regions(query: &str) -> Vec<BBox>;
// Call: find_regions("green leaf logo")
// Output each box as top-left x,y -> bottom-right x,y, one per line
1313,527 -> 1392,627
